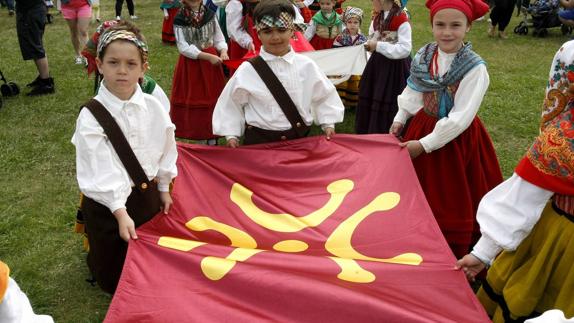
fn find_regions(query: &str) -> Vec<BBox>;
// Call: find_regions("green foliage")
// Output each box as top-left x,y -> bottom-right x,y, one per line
0,0 -> 568,321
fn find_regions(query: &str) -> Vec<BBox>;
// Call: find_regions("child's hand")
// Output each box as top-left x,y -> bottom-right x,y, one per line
160,191 -> 173,214
208,54 -> 223,65
389,122 -> 403,137
364,39 -> 378,53
455,254 -> 487,282
248,42 -> 256,52
398,140 -> 424,159
220,50 -> 229,60
227,138 -> 239,148
324,127 -> 335,140
113,208 -> 137,242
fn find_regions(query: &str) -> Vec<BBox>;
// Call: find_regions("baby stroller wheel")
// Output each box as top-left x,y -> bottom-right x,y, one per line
0,82 -> 19,97
520,26 -> 529,35
9,82 -> 19,95
514,25 -> 521,34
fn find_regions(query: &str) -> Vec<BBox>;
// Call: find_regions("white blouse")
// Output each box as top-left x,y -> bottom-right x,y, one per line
472,174 -> 553,265
394,47 -> 490,153
72,83 -> 178,213
225,0 -> 253,49
367,11 -> 412,59
174,16 -> 228,60
212,47 -> 345,139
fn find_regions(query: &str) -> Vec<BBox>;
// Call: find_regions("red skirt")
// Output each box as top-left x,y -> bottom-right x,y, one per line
310,35 -> 335,50
161,7 -> 179,44
170,47 -> 225,140
402,110 -> 503,259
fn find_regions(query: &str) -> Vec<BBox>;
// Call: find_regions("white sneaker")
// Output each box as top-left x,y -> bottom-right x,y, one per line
74,56 -> 84,65
130,15 -> 138,20
116,15 -> 121,20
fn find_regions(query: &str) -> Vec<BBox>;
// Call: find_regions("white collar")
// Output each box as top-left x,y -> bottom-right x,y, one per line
97,81 -> 147,113
259,46 -> 296,64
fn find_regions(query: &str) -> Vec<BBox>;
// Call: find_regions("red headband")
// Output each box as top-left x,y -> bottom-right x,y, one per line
426,0 -> 489,22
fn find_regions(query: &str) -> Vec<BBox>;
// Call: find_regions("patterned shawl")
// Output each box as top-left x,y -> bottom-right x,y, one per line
407,42 -> 484,119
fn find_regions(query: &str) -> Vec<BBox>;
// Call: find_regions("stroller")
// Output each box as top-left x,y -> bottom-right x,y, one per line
513,0 -> 571,37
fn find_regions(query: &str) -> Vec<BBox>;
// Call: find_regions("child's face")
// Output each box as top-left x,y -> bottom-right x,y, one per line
96,40 -> 147,100
345,17 -> 360,35
372,0 -> 382,12
432,8 -> 470,54
258,27 -> 293,57
319,0 -> 335,13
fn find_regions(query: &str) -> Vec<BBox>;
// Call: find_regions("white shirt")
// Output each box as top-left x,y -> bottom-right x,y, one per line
226,0 -> 253,49
212,47 -> 345,139
72,83 -> 178,213
174,16 -> 228,60
472,174 -> 553,265
367,12 -> 412,59
394,47 -> 490,152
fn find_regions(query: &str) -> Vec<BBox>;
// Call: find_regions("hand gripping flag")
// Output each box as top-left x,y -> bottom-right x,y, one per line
105,134 -> 489,322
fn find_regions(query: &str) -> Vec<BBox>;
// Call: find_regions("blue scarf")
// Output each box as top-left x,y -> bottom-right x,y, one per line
407,42 -> 485,119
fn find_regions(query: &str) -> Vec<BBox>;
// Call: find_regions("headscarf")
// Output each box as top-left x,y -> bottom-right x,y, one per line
425,0 -> 489,23
342,6 -> 363,24
516,40 -> 574,195
82,20 -> 119,75
97,29 -> 149,64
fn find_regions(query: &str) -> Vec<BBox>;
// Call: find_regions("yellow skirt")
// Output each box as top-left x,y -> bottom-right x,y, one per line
477,202 -> 574,322
336,75 -> 361,109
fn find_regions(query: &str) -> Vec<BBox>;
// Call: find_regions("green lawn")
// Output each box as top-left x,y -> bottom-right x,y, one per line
0,1 -> 569,322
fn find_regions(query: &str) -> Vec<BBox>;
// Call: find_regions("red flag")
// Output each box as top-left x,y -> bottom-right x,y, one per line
105,135 -> 489,322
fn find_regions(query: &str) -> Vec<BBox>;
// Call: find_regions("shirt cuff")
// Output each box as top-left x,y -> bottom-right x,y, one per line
158,182 -> 171,192
226,135 -> 239,141
472,236 -> 503,266
419,132 -> 441,153
375,41 -> 387,55
393,110 -> 410,124
108,201 -> 127,214
321,124 -> 334,131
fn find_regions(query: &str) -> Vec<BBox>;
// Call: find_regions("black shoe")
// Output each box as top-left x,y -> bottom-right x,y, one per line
26,77 -> 55,96
26,75 -> 41,88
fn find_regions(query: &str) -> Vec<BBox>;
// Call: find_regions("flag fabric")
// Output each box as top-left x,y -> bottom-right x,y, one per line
105,134 -> 489,323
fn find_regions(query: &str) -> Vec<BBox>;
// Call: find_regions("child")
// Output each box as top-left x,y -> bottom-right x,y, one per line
355,0 -> 411,134
333,6 -> 367,109
212,0 -> 344,147
160,0 -> 181,44
456,40 -> 574,322
60,0 -> 92,65
170,0 -> 228,142
71,24 -> 178,293
304,0 -> 342,50
225,0 -> 258,59
390,0 -> 503,259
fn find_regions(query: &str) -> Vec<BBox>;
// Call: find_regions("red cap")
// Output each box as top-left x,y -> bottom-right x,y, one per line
425,0 -> 489,22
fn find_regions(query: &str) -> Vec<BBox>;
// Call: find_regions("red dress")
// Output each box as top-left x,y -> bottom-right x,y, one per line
170,10 -> 226,140
402,83 -> 503,259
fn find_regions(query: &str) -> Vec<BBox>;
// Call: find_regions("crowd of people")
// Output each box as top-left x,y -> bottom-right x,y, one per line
1,0 -> 574,321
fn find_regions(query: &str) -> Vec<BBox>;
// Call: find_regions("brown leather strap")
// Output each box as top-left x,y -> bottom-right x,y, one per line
248,56 -> 310,138
81,99 -> 151,192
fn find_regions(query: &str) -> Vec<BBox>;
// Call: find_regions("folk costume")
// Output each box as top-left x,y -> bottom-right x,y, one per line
355,1 -> 411,133
333,7 -> 367,109
160,0 -> 182,44
472,40 -> 574,322
73,30 -> 178,294
396,0 -> 501,259
304,9 -> 342,50
171,4 -> 227,140
212,45 -> 344,144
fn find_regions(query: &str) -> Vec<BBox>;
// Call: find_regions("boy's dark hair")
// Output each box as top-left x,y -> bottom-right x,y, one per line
98,20 -> 147,63
253,0 -> 296,24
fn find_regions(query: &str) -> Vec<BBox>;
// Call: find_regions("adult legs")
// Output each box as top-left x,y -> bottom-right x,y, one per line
115,0 -> 123,17
126,0 -> 134,16
34,57 -> 50,79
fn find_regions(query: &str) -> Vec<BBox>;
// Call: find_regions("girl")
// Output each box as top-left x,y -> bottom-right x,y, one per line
160,0 -> 182,44
60,0 -> 92,65
456,41 -> 574,322
333,6 -> 367,109
226,0 -> 258,59
304,0 -> 342,50
391,0 -> 503,259
170,0 -> 228,142
355,0 -> 411,133
72,24 -> 178,293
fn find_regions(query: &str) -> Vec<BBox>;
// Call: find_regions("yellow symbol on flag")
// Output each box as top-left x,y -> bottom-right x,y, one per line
158,180 -> 422,283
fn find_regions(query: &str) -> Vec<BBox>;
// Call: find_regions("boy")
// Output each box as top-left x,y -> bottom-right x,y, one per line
212,0 -> 344,147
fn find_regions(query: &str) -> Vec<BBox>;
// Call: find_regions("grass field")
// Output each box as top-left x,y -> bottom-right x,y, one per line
0,1 -> 570,322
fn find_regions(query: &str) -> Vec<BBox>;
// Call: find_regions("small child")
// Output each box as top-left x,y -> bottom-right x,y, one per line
304,0 -> 342,50
333,6 -> 367,109
160,0 -> 182,44
355,0 -> 411,133
170,0 -> 228,142
391,0 -> 502,259
212,0 -> 344,147
72,24 -> 178,293
456,40 -> 574,322
225,0 -> 259,59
